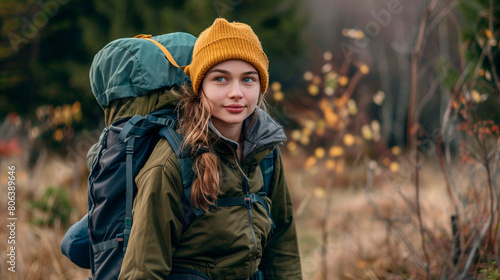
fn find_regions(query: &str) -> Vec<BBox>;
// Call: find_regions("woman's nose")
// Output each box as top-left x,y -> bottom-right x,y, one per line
228,83 -> 244,99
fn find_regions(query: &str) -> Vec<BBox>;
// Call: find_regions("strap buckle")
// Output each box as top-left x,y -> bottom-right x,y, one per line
116,233 -> 124,247
126,145 -> 134,154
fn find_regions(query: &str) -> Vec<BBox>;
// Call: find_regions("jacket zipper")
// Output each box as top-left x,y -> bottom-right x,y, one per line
242,168 -> 259,258
223,141 -> 260,258
223,141 -> 282,259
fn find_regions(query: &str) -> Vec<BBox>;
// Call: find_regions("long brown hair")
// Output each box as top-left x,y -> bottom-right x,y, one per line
175,83 -> 267,210
175,84 -> 220,210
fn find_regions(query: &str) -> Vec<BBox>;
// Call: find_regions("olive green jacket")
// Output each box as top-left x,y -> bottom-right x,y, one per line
113,93 -> 302,280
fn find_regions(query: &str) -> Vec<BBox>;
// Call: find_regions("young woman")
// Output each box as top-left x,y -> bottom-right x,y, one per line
119,18 -> 302,280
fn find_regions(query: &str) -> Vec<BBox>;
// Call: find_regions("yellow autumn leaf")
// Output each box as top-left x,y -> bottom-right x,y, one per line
338,76 -> 349,86
485,29 -> 493,39
326,159 -> 336,170
304,156 -> 317,170
300,135 -> 310,146
355,30 -> 365,39
319,98 -> 330,110
314,187 -> 326,199
291,130 -> 302,141
308,84 -> 319,96
315,147 -> 326,159
53,106 -> 62,124
343,134 -> 355,146
71,101 -> 82,122
273,91 -> 284,102
316,120 -> 326,136
324,109 -> 339,128
335,95 -> 348,108
305,120 -> 316,130
271,81 -> 281,91
347,99 -> 357,115
71,101 -> 81,115
389,162 -> 400,173
361,125 -> 373,140
329,146 -> 344,157
342,28 -> 365,40
54,129 -> 64,142
63,104 -> 73,126
471,90 -> 482,103
359,64 -> 370,74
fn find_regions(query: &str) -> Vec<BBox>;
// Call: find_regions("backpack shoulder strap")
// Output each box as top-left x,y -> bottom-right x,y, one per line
258,147 -> 279,234
158,125 -> 203,234
259,147 -> 278,196
122,112 -> 178,252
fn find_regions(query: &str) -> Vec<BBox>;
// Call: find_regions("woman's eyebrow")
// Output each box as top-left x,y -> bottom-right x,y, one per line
207,69 -> 229,75
242,71 -> 259,75
206,69 -> 259,75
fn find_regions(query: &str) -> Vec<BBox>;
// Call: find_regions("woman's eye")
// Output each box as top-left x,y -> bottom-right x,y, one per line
215,77 -> 227,82
243,77 -> 255,83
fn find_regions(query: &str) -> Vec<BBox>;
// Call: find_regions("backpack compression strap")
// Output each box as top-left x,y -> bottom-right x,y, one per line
134,34 -> 187,70
118,115 -> 158,253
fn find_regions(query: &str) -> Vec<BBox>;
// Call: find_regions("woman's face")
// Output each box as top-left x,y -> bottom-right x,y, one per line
201,59 -> 260,134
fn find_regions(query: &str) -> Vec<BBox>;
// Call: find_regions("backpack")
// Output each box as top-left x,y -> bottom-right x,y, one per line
61,33 -> 278,280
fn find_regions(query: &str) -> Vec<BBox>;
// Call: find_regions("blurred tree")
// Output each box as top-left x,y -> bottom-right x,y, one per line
0,0 -> 92,124
0,0 -> 306,129
453,0 -> 499,121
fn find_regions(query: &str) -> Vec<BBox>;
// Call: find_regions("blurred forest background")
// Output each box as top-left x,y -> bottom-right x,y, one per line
0,0 -> 499,279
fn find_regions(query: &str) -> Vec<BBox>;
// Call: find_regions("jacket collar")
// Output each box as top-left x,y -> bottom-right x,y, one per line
208,108 -> 286,159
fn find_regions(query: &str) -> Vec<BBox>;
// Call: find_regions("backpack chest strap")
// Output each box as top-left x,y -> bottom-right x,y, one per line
214,193 -> 275,232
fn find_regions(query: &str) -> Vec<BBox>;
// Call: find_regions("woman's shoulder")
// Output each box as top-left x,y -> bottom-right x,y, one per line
136,138 -> 180,181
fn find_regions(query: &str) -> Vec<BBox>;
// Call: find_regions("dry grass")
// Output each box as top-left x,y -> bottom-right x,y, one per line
0,147 -> 488,279
286,151 -> 463,280
0,152 -> 91,279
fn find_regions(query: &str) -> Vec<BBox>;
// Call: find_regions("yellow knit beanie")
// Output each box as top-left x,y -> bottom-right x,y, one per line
184,18 -> 269,95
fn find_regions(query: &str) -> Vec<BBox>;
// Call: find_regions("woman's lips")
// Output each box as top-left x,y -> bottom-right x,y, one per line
224,105 -> 245,113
